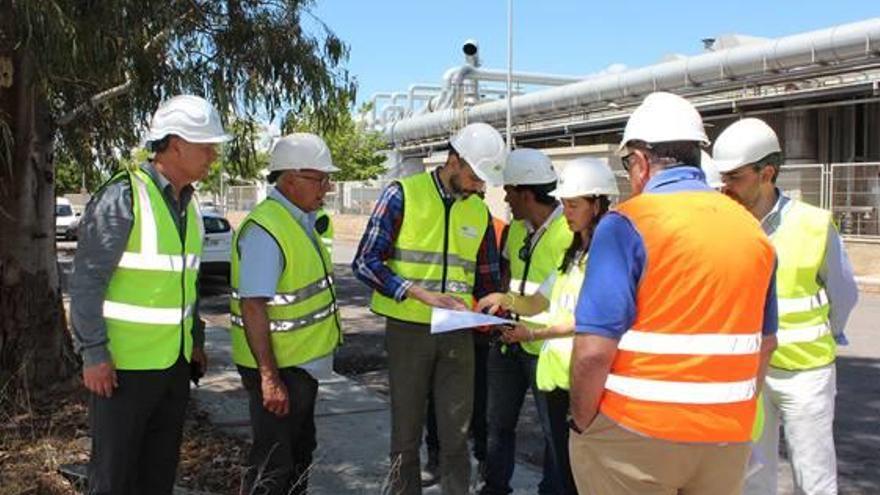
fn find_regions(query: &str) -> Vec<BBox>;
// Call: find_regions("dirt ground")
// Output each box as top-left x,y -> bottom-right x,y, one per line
0,379 -> 249,495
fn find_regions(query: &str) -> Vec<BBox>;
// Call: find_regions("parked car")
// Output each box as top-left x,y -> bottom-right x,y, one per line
55,197 -> 80,240
201,211 -> 233,282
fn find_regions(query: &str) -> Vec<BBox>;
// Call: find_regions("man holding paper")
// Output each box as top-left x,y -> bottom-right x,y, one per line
352,122 -> 507,495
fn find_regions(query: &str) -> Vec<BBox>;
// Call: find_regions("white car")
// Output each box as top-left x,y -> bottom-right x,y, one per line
55,197 -> 80,240
201,211 -> 233,282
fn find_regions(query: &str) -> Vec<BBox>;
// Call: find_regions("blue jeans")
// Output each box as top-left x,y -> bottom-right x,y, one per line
480,344 -> 559,495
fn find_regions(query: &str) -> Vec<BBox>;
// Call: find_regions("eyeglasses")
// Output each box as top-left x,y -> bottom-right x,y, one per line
294,173 -> 331,188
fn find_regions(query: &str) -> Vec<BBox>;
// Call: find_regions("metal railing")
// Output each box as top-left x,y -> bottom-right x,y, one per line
612,162 -> 878,241
830,162 -> 880,240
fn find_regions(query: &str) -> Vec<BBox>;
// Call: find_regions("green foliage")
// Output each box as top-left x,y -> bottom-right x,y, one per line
5,0 -> 355,186
283,98 -> 387,181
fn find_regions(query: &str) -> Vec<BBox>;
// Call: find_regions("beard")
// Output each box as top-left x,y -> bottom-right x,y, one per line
449,174 -> 471,199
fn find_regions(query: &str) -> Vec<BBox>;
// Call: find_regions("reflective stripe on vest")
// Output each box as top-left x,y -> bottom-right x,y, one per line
230,198 -> 341,368
770,200 -> 836,371
535,254 -> 585,392
230,301 -> 337,332
505,213 -> 572,354
103,169 -> 202,370
605,190 -> 775,443
370,172 -> 488,324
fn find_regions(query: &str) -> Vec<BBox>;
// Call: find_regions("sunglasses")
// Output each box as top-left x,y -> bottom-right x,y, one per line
518,232 -> 535,262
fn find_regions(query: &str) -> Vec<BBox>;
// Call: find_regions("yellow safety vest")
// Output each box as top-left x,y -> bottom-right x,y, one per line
535,254 -> 587,392
370,172 -> 489,324
505,213 -> 572,354
770,200 -> 836,371
230,199 -> 341,368
104,169 -> 202,370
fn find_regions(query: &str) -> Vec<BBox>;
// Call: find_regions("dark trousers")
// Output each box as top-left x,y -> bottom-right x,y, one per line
425,331 -> 489,461
480,345 -> 557,495
87,357 -> 190,495
543,389 -> 577,495
386,318 -> 474,495
238,365 -> 319,495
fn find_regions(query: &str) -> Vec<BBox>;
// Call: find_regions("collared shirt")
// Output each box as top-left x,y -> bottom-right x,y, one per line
761,189 -> 858,344
236,187 -> 333,378
500,204 -> 564,288
352,168 -> 502,302
70,162 -> 203,367
574,166 -> 779,339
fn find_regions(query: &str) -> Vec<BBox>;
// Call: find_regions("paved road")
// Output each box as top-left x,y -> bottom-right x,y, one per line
57,239 -> 880,494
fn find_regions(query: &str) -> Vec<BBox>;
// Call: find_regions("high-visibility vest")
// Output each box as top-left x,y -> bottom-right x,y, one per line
769,200 -> 836,371
535,254 -> 587,392
103,169 -> 202,370
230,199 -> 341,368
370,172 -> 489,324
602,191 -> 776,443
505,214 -> 572,354
316,208 -> 334,256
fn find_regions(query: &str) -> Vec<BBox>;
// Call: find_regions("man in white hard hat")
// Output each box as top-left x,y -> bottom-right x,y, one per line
70,94 -> 230,494
567,92 -> 778,495
352,122 -> 507,494
713,118 -> 858,495
229,133 -> 341,495
478,148 -> 574,495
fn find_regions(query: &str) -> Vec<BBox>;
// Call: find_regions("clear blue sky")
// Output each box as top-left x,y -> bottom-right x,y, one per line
309,1 -> 879,107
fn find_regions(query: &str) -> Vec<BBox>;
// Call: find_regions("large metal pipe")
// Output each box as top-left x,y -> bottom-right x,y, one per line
386,18 -> 880,145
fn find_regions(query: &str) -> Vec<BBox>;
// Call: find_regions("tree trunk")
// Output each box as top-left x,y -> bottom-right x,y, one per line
0,36 -> 79,392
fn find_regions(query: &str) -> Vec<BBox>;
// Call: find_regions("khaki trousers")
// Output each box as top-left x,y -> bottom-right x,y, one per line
569,413 -> 750,495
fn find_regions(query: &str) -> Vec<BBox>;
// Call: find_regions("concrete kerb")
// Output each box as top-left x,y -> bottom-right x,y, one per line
855,275 -> 880,293
194,326 -> 543,494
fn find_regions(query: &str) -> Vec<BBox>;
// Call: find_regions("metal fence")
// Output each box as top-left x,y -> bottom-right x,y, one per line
324,180 -> 393,215
830,162 -> 880,239
613,162 -> 878,241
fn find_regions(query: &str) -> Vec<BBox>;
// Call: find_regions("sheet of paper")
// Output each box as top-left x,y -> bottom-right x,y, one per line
430,308 -> 516,334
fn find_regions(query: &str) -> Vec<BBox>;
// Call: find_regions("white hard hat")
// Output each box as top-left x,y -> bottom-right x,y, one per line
146,95 -> 231,144
712,118 -> 781,173
450,122 -> 508,186
618,91 -> 709,155
701,150 -> 723,189
503,148 -> 557,186
550,158 -> 619,199
268,133 -> 339,173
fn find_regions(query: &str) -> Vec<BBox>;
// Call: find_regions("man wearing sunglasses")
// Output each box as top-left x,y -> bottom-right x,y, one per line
353,122 -> 507,495
230,133 -> 342,495
478,148 -> 573,495
569,92 -> 778,495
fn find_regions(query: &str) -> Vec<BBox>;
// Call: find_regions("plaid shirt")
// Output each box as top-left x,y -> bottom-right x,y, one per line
351,169 -> 502,302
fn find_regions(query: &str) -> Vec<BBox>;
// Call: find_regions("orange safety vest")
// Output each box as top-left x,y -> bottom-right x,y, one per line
601,191 -> 775,443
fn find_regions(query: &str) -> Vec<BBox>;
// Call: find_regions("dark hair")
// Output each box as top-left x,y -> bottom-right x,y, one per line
753,151 -> 784,184
147,135 -> 173,153
267,171 -> 282,184
630,140 -> 701,168
513,181 -> 557,207
559,195 -> 611,273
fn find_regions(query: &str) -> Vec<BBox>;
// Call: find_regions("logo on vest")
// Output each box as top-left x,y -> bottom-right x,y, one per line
460,225 -> 479,239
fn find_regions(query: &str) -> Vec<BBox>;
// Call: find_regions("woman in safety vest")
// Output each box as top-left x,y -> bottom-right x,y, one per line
477,157 -> 618,495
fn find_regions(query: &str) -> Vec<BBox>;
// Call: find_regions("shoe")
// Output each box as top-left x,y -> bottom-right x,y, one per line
421,450 -> 440,487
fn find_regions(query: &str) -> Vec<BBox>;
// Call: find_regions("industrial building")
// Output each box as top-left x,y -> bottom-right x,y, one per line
359,18 -> 880,246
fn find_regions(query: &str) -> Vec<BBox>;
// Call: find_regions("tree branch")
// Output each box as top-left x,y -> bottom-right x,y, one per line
55,11 -> 193,127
